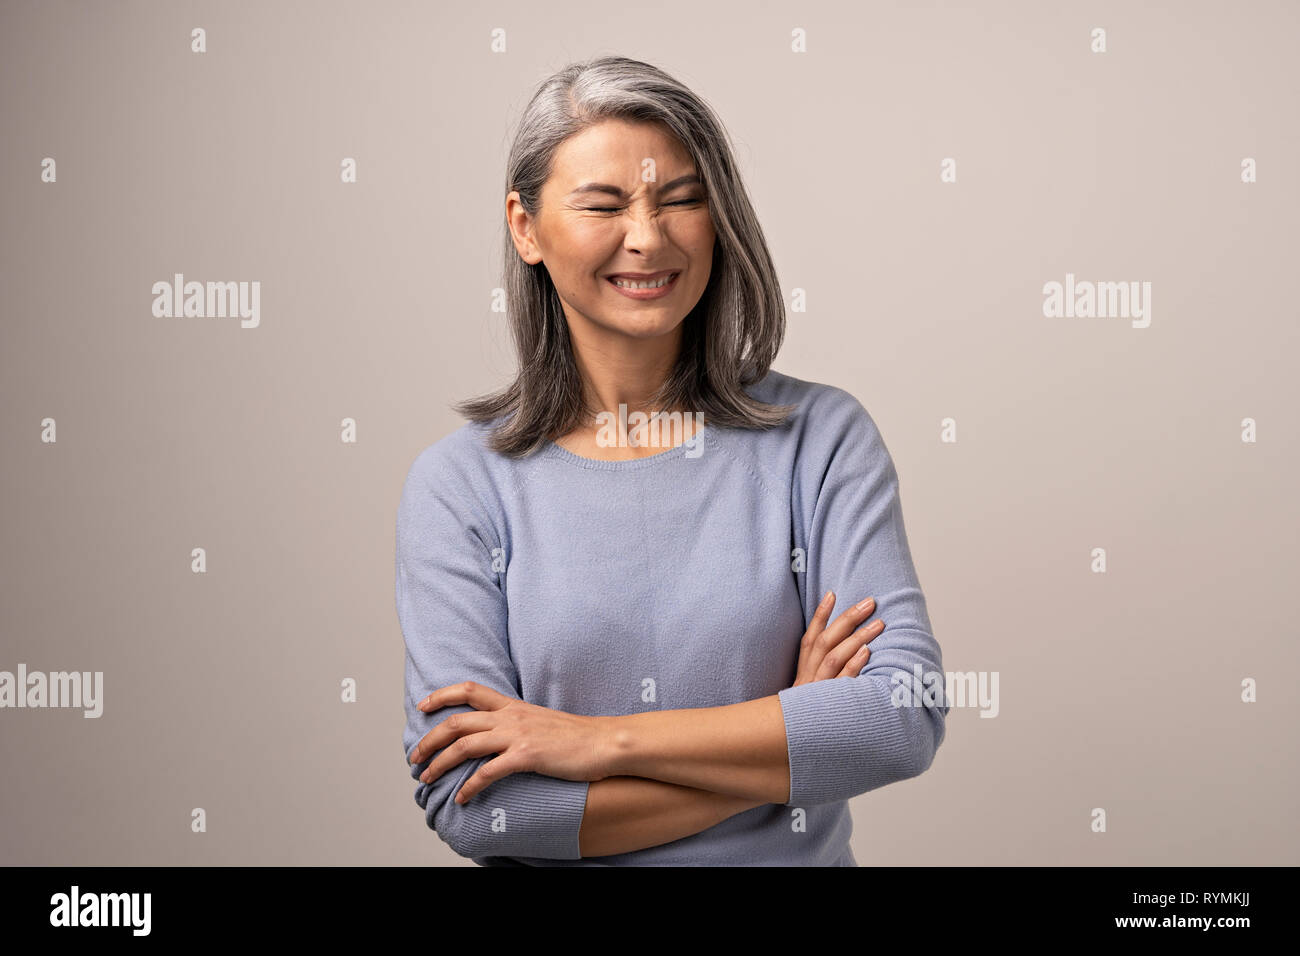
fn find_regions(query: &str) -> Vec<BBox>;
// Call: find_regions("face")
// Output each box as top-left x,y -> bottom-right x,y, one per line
507,118 -> 716,343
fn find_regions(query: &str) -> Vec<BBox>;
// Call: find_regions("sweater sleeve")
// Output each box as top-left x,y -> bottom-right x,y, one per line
396,446 -> 590,860
777,392 -> 948,806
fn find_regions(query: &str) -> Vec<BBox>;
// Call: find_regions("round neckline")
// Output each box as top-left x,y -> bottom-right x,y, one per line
543,425 -> 710,470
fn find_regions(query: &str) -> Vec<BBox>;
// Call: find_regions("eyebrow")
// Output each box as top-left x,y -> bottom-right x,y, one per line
568,173 -> 703,198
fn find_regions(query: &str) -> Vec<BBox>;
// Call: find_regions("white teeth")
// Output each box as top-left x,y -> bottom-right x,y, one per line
612,274 -> 674,289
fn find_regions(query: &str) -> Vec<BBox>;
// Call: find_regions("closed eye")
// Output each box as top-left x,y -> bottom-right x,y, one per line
585,199 -> 703,213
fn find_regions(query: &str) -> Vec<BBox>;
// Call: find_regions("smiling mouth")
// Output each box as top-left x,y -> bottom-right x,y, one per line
606,272 -> 680,291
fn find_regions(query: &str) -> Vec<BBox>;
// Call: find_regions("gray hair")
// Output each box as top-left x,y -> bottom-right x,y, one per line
455,55 -> 795,457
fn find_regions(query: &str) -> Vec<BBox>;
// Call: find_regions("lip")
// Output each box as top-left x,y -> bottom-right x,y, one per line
605,270 -> 681,300
604,269 -> 679,280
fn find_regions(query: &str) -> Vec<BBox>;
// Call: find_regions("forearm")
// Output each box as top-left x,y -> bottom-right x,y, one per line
578,775 -> 766,857
601,695 -> 791,804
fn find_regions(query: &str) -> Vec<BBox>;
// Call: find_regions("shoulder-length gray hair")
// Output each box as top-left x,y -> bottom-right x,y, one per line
455,54 -> 795,457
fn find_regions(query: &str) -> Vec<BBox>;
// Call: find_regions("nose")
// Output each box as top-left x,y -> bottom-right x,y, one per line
621,201 -> 668,254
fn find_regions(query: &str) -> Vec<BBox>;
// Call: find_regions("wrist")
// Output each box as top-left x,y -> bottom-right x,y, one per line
597,714 -> 636,778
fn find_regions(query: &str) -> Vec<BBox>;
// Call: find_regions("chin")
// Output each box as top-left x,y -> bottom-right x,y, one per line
608,314 -> 685,339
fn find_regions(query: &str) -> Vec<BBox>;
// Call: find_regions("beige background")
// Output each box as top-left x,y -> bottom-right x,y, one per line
1,0 -> 1296,865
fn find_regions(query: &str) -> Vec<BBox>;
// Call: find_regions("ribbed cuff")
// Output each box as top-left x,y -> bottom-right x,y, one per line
777,676 -> 911,806
448,771 -> 591,860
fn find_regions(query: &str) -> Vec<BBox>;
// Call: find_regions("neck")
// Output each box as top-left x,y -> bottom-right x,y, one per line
567,315 -> 684,420
552,311 -> 701,459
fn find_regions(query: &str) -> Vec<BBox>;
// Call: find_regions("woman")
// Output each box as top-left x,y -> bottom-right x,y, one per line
398,55 -> 947,866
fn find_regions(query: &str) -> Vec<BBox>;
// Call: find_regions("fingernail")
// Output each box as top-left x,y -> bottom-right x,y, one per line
855,596 -> 875,613
820,590 -> 834,607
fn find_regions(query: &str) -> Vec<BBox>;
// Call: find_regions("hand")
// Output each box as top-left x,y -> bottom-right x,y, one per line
408,681 -> 612,804
791,591 -> 885,687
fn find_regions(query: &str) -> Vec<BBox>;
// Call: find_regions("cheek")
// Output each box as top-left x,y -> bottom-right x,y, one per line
681,225 -> 715,271
681,217 -> 716,255
548,221 -> 605,260
551,248 -> 603,290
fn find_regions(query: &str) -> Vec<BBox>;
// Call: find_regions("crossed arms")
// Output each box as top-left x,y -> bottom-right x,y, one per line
398,400 -> 947,861
405,590 -> 917,858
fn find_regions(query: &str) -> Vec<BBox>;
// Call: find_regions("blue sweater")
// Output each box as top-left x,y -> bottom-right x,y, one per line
397,369 -> 948,865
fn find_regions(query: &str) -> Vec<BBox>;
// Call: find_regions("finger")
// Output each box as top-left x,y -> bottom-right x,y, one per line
795,590 -> 837,678
819,618 -> 884,679
800,597 -> 877,681
418,730 -> 506,784
453,754 -> 520,804
817,618 -> 885,680
836,644 -> 871,679
797,591 -> 836,664
409,710 -> 497,765
417,680 -> 512,715
813,597 -> 877,660
801,591 -> 835,647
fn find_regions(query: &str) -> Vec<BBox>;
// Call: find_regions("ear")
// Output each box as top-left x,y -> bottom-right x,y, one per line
506,191 -> 543,265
